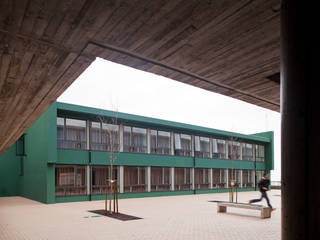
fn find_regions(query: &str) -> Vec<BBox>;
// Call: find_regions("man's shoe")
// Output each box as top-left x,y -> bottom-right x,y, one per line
271,208 -> 276,211
248,200 -> 252,204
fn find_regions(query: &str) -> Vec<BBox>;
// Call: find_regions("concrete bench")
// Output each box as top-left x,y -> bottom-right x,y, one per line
217,202 -> 271,219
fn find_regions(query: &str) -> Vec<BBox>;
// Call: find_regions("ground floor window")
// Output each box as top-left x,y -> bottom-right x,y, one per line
91,166 -> 118,195
212,169 -> 227,188
174,168 -> 191,190
194,168 -> 209,189
242,170 -> 254,188
151,167 -> 170,191
55,165 -> 86,196
124,166 -> 147,193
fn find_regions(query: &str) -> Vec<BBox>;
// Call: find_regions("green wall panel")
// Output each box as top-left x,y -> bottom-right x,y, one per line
0,145 -> 20,196
57,149 -> 89,165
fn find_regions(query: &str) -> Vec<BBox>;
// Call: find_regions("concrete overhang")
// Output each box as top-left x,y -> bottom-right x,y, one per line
0,0 -> 280,155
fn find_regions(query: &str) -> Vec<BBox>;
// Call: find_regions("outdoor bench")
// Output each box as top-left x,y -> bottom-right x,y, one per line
217,202 -> 271,219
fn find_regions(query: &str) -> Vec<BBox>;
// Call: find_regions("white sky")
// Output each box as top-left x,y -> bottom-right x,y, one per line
58,57 -> 281,181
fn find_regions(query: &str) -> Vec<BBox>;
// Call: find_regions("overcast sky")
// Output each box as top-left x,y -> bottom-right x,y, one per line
58,57 -> 281,181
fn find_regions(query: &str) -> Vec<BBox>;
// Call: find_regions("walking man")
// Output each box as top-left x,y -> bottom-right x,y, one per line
249,172 -> 275,211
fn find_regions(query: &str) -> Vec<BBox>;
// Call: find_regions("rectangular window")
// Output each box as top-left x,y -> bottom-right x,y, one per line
195,136 -> 210,158
174,133 -> 191,156
242,143 -> 253,161
212,139 -> 226,159
124,166 -> 147,192
91,166 -> 118,195
174,168 -> 191,190
212,169 -> 220,188
150,130 -> 171,155
151,167 -> 170,191
123,126 -> 147,153
55,165 -> 86,196
255,145 -> 265,162
57,117 -> 86,150
228,169 -> 241,188
228,141 -> 241,160
194,168 -> 209,189
242,170 -> 254,188
90,122 -> 120,151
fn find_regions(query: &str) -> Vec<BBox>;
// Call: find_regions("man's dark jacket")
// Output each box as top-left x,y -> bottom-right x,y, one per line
258,178 -> 270,192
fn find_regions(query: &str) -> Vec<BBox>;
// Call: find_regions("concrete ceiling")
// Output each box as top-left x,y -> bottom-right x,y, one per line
0,0 -> 280,155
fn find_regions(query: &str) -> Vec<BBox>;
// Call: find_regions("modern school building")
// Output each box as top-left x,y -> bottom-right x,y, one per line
0,102 -> 274,204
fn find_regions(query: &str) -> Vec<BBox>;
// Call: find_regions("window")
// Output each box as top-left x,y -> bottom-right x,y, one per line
212,139 -> 226,159
174,133 -> 192,156
174,168 -> 191,190
195,136 -> 210,158
123,126 -> 147,153
124,166 -> 147,192
228,169 -> 241,187
228,141 -> 241,160
91,166 -> 118,195
55,165 -> 86,196
242,143 -> 253,161
242,170 -> 254,188
57,117 -> 86,150
150,130 -> 171,155
255,145 -> 265,162
151,167 -> 170,191
90,122 -> 119,151
194,168 -> 209,189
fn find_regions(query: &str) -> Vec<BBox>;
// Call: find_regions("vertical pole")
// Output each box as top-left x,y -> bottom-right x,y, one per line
119,166 -> 124,193
147,166 -> 151,192
281,1 -> 320,239
170,167 -> 175,191
209,168 -> 213,189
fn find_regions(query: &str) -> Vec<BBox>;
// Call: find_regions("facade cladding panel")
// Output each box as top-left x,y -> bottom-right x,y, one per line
0,102 -> 274,203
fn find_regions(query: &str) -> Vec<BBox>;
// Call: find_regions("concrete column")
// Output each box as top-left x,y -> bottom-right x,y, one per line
119,125 -> 124,152
209,168 -> 213,189
191,168 -> 195,190
86,165 -> 90,195
240,143 -> 243,160
191,135 -> 195,157
225,169 -> 229,188
170,167 -> 174,191
147,129 -> 151,154
119,166 -> 124,193
239,170 -> 243,188
147,166 -> 151,192
209,138 -> 213,158
86,120 -> 90,150
170,132 -> 174,155
281,1 -> 320,238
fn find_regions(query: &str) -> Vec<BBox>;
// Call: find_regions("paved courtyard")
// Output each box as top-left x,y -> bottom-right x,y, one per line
0,190 -> 281,240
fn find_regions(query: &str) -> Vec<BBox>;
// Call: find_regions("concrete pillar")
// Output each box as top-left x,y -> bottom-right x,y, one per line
209,138 -> 213,158
170,167 -> 174,191
119,166 -> 124,193
225,169 -> 229,188
240,143 -> 243,160
191,168 -> 195,190
147,166 -> 151,192
170,132 -> 174,155
147,129 -> 151,154
209,168 -> 213,189
119,125 -> 124,152
86,165 -> 90,195
86,120 -> 90,150
239,170 -> 243,188
281,1 -> 320,238
191,135 -> 195,157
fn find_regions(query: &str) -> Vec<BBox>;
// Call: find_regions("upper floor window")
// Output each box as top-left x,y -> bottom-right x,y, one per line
123,126 -> 147,153
57,117 -> 86,150
255,145 -> 265,162
174,133 -> 192,157
194,136 -> 210,158
150,130 -> 171,155
212,139 -> 226,159
90,122 -> 119,151
228,141 -> 241,160
242,143 -> 253,161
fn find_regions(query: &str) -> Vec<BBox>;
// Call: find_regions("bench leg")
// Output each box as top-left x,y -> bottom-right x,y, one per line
218,206 -> 227,213
261,208 -> 271,218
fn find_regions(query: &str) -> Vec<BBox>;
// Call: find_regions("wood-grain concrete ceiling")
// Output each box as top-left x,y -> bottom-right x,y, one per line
0,0 -> 280,155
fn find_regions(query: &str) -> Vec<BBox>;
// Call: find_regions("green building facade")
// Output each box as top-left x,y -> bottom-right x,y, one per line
0,102 -> 274,204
